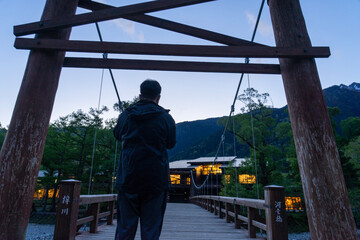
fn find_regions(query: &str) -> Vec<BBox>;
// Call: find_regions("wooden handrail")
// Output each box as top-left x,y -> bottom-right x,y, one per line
54,180 -> 117,240
190,185 -> 288,240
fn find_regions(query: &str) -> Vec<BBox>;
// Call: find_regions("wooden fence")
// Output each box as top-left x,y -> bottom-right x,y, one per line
53,180 -> 117,240
191,185 -> 288,240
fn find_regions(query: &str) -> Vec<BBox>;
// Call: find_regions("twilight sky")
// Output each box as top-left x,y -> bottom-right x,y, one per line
0,0 -> 359,126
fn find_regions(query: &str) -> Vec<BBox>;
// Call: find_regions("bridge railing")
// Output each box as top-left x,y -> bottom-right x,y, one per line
190,185 -> 288,240
53,180 -> 117,240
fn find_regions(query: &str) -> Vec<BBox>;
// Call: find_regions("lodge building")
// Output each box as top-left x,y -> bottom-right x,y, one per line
168,156 -> 255,202
169,156 -> 302,212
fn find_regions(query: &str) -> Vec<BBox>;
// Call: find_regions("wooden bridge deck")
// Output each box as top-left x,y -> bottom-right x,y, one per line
76,203 -> 265,240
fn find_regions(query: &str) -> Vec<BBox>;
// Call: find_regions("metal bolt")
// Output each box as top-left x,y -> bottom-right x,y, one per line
39,22 -> 44,27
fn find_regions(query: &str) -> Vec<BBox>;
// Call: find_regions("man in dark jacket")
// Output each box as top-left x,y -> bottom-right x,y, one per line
113,79 -> 176,240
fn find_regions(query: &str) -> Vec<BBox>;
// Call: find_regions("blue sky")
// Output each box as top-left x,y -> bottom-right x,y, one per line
1,0 -> 359,126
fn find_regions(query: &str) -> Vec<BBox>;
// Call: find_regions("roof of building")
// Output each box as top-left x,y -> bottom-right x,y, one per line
169,156 -> 247,170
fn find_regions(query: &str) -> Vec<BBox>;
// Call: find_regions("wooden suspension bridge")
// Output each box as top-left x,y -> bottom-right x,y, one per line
0,0 -> 358,239
54,180 -> 283,239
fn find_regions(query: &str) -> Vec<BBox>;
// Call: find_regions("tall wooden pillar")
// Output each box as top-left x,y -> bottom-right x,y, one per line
0,1 -> 78,239
268,0 -> 357,239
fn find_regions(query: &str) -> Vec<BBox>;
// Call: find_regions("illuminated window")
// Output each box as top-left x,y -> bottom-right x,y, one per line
285,197 -> 302,211
225,175 -> 230,184
33,188 -> 59,199
202,164 -> 222,175
195,166 -> 203,177
239,174 -> 256,184
186,177 -> 191,185
170,175 -> 181,185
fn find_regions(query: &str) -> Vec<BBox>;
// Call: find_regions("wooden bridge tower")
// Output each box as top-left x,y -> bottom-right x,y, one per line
0,0 -> 357,239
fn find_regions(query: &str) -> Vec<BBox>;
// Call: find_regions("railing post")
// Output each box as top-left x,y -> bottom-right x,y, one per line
107,200 -> 115,225
54,180 -> 81,240
90,202 -> 100,233
214,200 -> 218,215
247,207 -> 256,238
219,201 -> 223,218
265,185 -> 288,240
225,203 -> 231,223
234,204 -> 241,229
210,200 -> 214,213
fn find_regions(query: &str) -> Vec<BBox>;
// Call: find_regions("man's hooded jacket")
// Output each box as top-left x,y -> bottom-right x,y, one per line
113,100 -> 176,193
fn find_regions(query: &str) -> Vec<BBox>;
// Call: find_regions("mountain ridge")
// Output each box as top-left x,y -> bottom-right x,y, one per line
169,82 -> 360,161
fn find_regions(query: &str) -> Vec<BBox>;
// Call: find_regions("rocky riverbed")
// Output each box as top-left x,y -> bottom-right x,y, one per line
26,224 -> 54,240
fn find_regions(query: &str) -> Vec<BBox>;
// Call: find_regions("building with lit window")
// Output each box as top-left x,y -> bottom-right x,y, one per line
169,156 -> 303,211
169,156 -> 247,202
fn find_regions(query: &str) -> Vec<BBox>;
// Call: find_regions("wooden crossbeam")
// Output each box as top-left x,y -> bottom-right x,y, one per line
78,0 -> 263,47
15,38 -> 331,58
14,0 -> 215,36
63,57 -> 281,74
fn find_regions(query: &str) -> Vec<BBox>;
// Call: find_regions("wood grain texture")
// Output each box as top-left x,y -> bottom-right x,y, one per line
14,38 -> 330,58
75,203 -> 266,240
63,57 -> 281,74
14,0 -> 214,36
268,0 -> 358,239
0,1 -> 78,239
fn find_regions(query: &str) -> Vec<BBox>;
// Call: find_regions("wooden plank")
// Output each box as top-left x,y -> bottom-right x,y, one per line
63,57 -> 281,74
78,0 -> 263,47
79,194 -> 116,205
14,0 -> 214,36
76,203 -> 266,239
252,220 -> 267,231
192,196 -> 266,210
15,38 -> 330,58
77,216 -> 95,226
98,211 -> 111,219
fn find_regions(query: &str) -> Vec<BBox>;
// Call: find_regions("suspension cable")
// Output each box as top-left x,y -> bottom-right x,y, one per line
88,68 -> 105,195
95,22 -> 123,112
247,74 -> 260,200
232,112 -> 239,197
190,0 -> 266,191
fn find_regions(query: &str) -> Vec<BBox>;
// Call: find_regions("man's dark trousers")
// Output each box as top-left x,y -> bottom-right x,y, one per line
115,191 -> 167,240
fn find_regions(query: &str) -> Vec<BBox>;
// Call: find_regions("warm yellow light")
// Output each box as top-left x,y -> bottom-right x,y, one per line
170,175 -> 181,185
33,188 -> 59,199
195,166 -> 203,177
202,164 -> 222,175
239,174 -> 256,184
225,175 -> 230,184
285,197 -> 302,211
186,177 -> 191,185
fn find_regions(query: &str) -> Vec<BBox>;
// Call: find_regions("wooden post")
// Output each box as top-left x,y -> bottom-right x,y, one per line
107,200 -> 115,225
225,203 -> 231,223
219,201 -> 223,218
264,185 -> 288,240
234,205 -> 241,229
214,200 -> 218,215
268,1 -> 358,239
90,203 -> 100,233
247,207 -> 256,238
0,1 -> 78,239
54,180 -> 81,240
